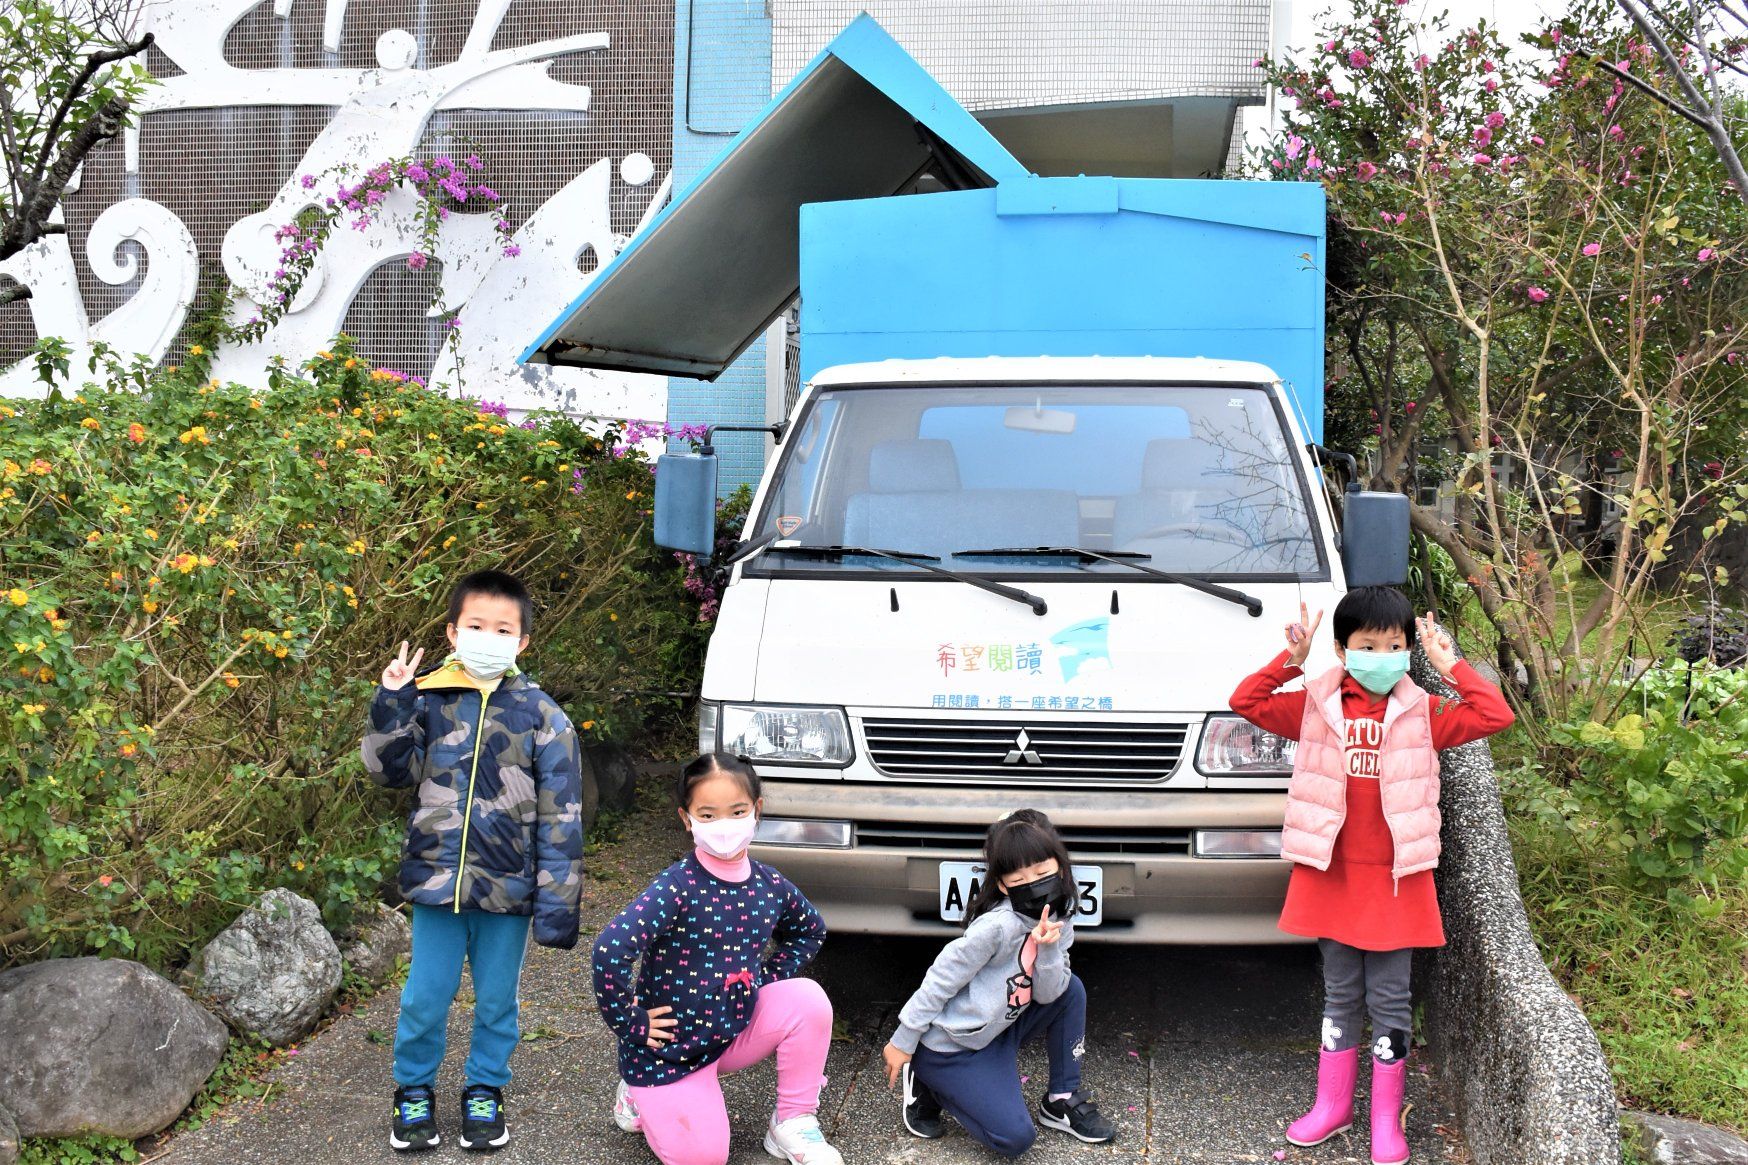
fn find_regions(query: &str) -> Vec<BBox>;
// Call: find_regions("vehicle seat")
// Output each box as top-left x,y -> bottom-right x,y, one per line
842,438 -> 1080,555
1111,438 -> 1217,548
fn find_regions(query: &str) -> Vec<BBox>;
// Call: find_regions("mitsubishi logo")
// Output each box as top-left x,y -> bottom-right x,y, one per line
1003,728 -> 1043,765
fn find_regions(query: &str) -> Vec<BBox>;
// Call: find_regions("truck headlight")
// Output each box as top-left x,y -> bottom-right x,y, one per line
720,704 -> 853,766
1196,714 -> 1296,775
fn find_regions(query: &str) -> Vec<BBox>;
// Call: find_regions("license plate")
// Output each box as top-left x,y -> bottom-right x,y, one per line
938,861 -> 1103,927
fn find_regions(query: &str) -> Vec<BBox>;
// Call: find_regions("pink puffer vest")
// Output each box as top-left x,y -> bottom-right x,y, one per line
1279,666 -> 1443,881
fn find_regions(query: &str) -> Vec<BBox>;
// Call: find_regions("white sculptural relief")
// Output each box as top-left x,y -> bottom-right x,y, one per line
2,0 -> 667,425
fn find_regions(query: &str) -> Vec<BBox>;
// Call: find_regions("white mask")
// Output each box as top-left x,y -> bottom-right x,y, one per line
453,627 -> 520,679
689,813 -> 758,860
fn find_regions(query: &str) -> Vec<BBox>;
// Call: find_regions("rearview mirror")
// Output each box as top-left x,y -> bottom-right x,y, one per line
1341,490 -> 1410,587
654,451 -> 718,556
1004,404 -> 1076,435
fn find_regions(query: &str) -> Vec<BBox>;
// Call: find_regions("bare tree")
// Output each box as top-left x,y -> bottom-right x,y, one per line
0,0 -> 152,308
1608,0 -> 1748,203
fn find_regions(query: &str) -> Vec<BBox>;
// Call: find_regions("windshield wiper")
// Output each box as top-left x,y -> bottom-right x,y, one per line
954,546 -> 1263,617
772,544 -> 1048,616
723,528 -> 783,565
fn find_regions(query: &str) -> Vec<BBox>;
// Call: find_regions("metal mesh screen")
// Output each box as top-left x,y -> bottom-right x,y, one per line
1,0 -> 674,379
772,0 -> 1271,108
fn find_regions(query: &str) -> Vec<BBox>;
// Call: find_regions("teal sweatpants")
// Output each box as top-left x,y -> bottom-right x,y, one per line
393,905 -> 532,1089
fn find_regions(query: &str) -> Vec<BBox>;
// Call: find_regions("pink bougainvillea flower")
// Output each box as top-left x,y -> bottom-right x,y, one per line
1526,286 -> 1550,302
1698,247 -> 1716,261
502,244 -> 522,258
1356,160 -> 1378,181
407,252 -> 430,271
1348,48 -> 1371,68
1582,242 -> 1602,257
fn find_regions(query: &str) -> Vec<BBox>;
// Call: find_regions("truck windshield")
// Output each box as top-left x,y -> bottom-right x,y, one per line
748,383 -> 1324,578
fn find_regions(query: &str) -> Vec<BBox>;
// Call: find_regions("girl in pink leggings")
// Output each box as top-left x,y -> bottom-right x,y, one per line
592,754 -> 839,1165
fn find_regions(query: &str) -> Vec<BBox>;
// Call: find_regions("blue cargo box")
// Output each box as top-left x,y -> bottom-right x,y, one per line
800,178 -> 1326,437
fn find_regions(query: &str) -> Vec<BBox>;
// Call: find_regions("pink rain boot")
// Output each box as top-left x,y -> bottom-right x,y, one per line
1369,1056 -> 1410,1165
1285,1047 -> 1358,1146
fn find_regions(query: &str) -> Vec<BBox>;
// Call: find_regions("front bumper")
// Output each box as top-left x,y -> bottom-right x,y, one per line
749,780 -> 1299,945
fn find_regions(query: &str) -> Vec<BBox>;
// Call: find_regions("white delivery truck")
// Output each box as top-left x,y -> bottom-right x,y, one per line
521,18 -> 1408,942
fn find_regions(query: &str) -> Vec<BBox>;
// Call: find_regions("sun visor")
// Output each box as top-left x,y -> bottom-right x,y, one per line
519,14 -> 1027,379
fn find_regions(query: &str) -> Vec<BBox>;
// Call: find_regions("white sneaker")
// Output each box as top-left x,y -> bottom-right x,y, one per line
763,1113 -> 843,1164
613,1080 -> 641,1133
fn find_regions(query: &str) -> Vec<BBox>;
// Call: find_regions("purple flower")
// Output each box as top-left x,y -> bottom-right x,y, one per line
502,244 -> 522,258
406,162 -> 429,183
478,400 -> 509,417
300,174 -> 317,189
477,185 -> 499,202
466,154 -> 483,169
520,418 -> 538,430
407,252 -> 430,271
446,315 -> 462,331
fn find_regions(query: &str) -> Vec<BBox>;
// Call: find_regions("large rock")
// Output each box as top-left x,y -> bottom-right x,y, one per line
1412,635 -> 1622,1164
191,887 -> 341,1046
0,1100 -> 18,1165
1625,1112 -> 1748,1164
0,957 -> 227,1140
339,903 -> 411,986
585,741 -> 636,814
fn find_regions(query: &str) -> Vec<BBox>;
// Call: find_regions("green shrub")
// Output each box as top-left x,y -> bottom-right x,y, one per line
1535,663 -> 1748,903
0,338 -> 715,969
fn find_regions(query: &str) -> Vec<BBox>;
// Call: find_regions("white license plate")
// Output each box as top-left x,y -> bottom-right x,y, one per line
938,861 -> 1103,927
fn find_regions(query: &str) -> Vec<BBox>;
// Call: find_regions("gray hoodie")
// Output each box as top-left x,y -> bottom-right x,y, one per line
891,900 -> 1074,1055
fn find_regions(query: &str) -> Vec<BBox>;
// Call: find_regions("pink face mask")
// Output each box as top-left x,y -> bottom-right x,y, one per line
689,813 -> 758,859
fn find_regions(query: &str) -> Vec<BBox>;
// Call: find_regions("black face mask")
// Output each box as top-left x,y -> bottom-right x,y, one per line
1005,873 -> 1066,920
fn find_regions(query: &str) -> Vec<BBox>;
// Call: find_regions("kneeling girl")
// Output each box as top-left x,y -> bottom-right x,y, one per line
882,810 -> 1116,1157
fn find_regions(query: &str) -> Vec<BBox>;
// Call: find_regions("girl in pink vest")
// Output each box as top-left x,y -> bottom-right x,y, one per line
1230,586 -> 1513,1165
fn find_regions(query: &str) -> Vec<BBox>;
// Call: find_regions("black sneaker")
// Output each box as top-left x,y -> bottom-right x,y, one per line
1038,1090 -> 1116,1144
901,1062 -> 945,1139
459,1084 -> 508,1151
390,1084 -> 440,1151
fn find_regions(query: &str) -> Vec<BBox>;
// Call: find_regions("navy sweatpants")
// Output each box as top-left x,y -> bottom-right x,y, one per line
911,973 -> 1087,1158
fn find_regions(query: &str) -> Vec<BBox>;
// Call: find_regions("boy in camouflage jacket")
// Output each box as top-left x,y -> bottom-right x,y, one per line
361,569 -> 585,1153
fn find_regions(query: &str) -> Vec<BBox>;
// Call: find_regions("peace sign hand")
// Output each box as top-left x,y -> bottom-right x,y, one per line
381,641 -> 425,690
1416,611 -> 1458,677
1032,903 -> 1064,946
1285,601 -> 1323,668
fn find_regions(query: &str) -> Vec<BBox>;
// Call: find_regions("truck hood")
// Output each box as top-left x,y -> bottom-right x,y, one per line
714,576 -> 1335,712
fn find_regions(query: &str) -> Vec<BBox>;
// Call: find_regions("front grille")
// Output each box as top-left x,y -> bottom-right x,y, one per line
857,821 -> 1192,856
860,717 -> 1189,782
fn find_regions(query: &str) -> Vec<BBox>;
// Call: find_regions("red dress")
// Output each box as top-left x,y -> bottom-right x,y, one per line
1229,652 -> 1515,952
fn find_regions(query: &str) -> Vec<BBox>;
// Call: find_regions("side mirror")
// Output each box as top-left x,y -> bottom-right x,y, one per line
654,451 -> 718,556
1341,489 -> 1410,587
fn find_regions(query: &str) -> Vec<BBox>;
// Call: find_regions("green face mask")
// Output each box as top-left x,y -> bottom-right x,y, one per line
1345,649 -> 1411,696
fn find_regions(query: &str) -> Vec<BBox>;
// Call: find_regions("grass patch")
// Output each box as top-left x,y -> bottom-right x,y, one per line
1511,809 -> 1748,1133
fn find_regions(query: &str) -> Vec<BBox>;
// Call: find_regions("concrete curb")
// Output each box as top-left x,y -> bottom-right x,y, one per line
1413,650 -> 1620,1165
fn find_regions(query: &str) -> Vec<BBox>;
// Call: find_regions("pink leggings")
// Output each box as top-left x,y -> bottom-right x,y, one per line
627,977 -> 833,1165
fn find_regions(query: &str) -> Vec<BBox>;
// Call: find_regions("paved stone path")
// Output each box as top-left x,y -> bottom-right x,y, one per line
158,795 -> 1467,1165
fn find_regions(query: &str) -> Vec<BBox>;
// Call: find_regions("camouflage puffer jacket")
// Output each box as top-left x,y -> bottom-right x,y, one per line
361,661 -> 586,949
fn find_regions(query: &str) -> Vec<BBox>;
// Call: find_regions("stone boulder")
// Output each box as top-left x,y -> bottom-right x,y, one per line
1625,1112 -> 1748,1165
586,741 -> 636,814
191,887 -> 341,1046
339,903 -> 411,986
0,1100 -> 18,1165
0,957 -> 228,1140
